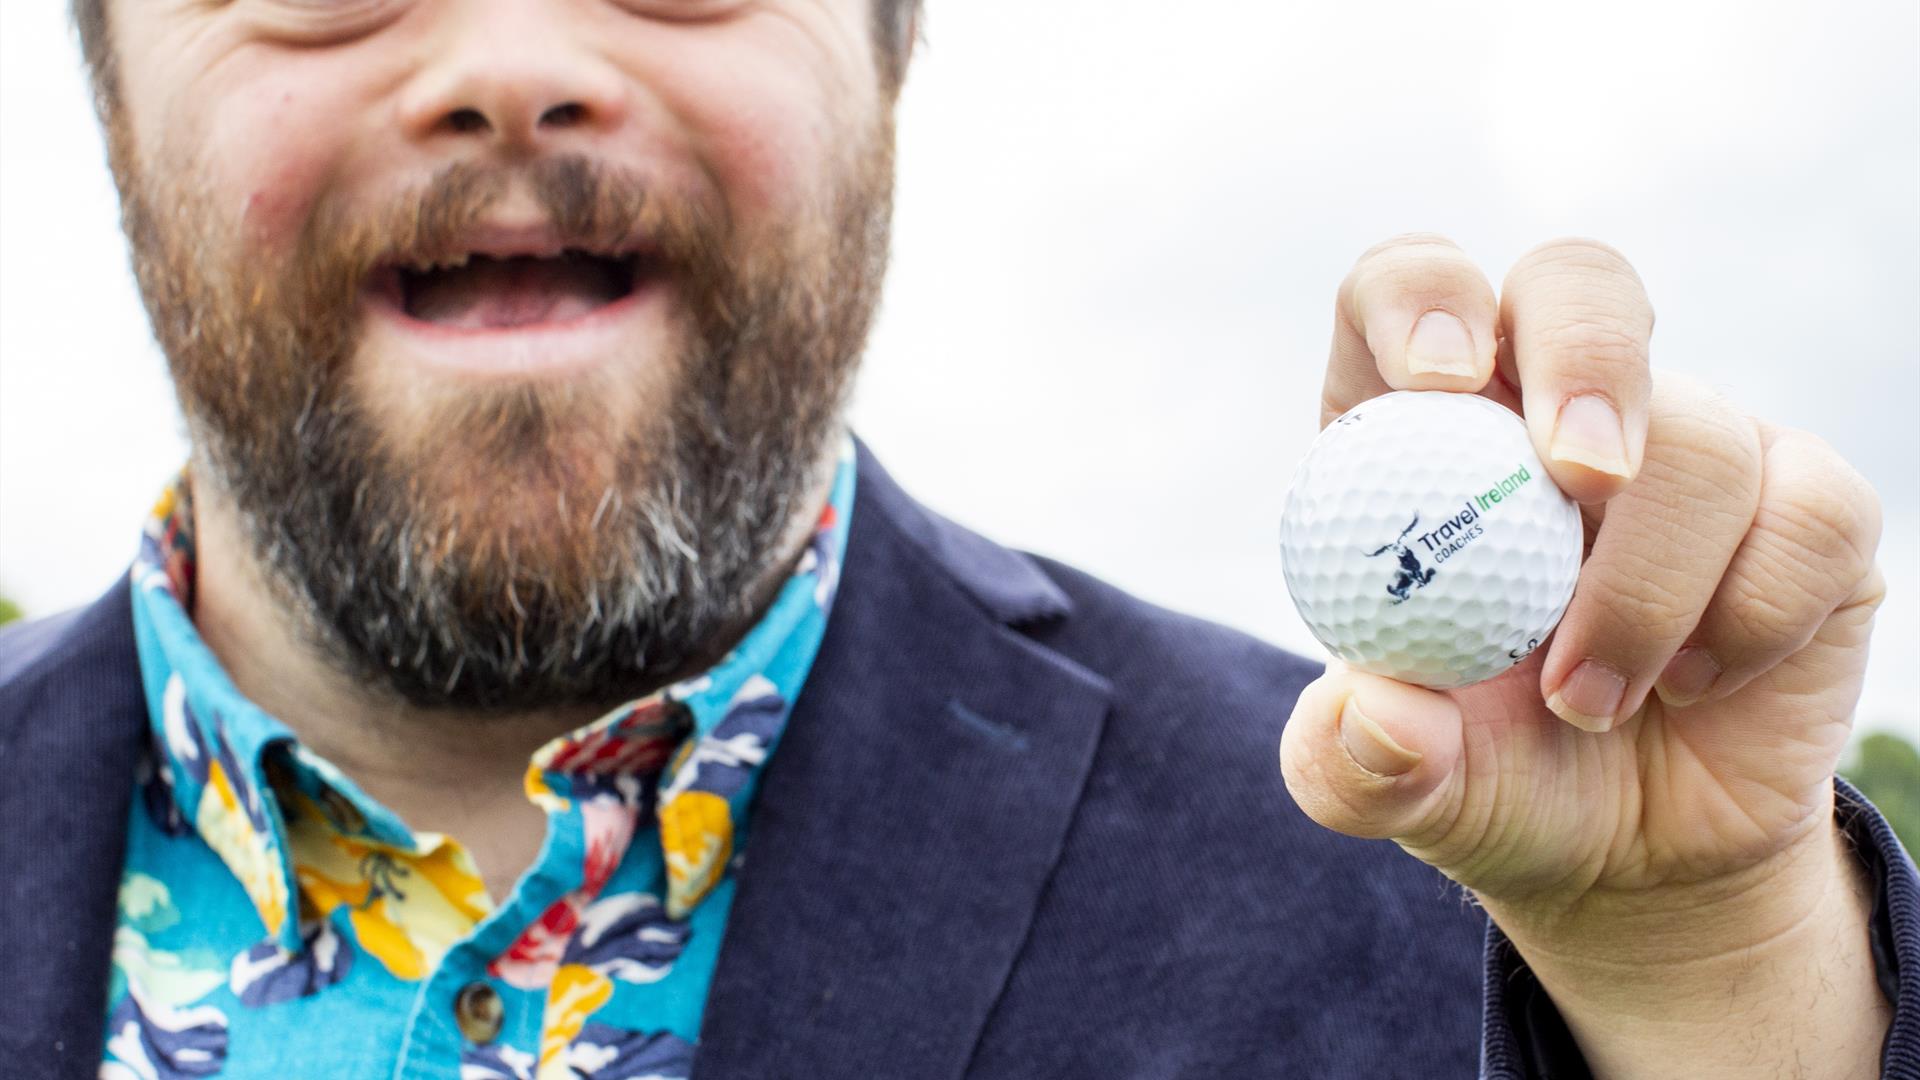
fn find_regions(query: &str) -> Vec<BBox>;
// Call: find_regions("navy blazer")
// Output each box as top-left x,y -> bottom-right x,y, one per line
3,438 -> 1916,1079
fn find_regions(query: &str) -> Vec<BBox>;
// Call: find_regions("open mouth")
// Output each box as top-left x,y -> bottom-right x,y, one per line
380,249 -> 651,331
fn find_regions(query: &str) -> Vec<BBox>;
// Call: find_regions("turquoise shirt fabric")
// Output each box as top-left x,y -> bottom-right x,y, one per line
103,435 -> 855,1080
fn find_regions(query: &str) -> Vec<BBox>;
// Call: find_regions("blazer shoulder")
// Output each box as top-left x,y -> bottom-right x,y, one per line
0,604 -> 93,685
0,576 -> 140,752
1018,550 -> 1323,714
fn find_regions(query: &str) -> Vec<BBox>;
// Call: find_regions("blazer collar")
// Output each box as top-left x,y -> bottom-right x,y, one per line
857,440 -> 1075,628
693,436 -> 1114,1077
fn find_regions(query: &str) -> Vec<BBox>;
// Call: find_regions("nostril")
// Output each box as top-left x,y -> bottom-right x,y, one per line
539,103 -> 587,129
444,108 -> 491,135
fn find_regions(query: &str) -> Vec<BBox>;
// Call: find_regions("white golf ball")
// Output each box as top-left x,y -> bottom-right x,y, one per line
1279,390 -> 1584,689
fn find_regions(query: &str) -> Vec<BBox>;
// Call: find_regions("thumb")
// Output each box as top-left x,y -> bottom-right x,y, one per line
1278,663 -> 1465,842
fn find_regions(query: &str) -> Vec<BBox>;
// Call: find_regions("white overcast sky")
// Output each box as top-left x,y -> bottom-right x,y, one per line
3,1 -> 1916,743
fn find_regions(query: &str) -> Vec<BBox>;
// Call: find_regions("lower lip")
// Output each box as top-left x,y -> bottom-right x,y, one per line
358,270 -> 670,381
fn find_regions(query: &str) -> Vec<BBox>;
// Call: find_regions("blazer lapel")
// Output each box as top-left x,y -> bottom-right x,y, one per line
694,437 -> 1113,1079
0,577 -> 148,1075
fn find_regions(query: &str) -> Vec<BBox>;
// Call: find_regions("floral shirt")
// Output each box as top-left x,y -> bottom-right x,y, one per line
103,436 -> 855,1080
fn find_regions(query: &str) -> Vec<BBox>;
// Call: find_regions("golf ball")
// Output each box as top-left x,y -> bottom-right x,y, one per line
1279,390 -> 1584,689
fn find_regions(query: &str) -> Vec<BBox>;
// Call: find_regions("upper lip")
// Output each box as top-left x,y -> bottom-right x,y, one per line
395,223 -> 646,273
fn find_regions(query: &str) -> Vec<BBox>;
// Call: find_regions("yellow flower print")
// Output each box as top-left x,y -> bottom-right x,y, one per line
654,674 -> 782,918
284,790 -> 492,980
524,763 -> 570,815
537,964 -> 614,1080
196,758 -> 289,936
148,486 -> 178,527
658,790 -> 733,920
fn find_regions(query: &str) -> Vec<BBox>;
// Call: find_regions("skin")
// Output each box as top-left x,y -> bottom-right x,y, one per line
108,0 -> 891,899
1282,234 -> 1890,1077
102,4 -> 1887,1074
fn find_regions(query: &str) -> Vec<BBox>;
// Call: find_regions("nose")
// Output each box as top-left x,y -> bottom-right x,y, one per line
397,5 -> 630,153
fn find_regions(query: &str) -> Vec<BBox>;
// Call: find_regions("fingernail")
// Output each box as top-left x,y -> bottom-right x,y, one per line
1340,697 -> 1423,777
1546,660 -> 1627,732
1655,647 -> 1721,707
1549,395 -> 1631,478
1404,310 -> 1478,377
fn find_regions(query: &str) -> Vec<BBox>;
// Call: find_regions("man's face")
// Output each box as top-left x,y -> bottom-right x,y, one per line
103,0 -> 898,710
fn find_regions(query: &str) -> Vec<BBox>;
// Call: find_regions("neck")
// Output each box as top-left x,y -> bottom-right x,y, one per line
187,435 -> 841,898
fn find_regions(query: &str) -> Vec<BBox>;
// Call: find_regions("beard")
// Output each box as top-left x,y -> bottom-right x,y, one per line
110,122 -> 894,713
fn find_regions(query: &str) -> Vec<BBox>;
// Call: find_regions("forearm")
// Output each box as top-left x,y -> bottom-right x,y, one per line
1486,816 -> 1891,1080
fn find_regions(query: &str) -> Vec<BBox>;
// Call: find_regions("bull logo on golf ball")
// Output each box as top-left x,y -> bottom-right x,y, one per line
1364,515 -> 1436,603
1280,391 -> 1584,690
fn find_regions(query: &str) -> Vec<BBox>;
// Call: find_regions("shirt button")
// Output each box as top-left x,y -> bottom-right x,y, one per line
453,981 -> 503,1045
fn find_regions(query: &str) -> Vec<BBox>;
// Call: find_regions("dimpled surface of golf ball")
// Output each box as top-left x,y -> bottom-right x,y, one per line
1279,390 -> 1583,689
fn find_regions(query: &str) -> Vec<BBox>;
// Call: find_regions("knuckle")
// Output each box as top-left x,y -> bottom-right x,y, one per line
1281,739 -> 1366,833
1504,238 -> 1655,347
1644,391 -> 1764,498
1531,313 -> 1650,374
1349,243 -> 1486,303
1770,486 -> 1876,566
1355,232 -> 1463,268
1715,540 -> 1830,652
1758,433 -> 1883,574
1278,723 -> 1313,792
1584,550 -> 1701,644
1646,462 -> 1760,546
1851,564 -> 1889,613
1513,236 -> 1642,283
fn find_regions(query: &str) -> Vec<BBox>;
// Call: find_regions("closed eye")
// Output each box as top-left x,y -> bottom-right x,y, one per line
240,0 -> 413,46
606,0 -> 755,24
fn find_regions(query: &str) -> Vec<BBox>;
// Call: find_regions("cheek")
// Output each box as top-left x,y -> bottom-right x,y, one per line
194,71 -> 359,253
646,51 -> 860,227
706,99 -> 828,220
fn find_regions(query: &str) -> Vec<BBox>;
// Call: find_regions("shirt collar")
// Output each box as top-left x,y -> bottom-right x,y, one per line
129,434 -> 856,947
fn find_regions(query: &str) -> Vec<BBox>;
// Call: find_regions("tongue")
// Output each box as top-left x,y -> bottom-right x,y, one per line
407,254 -> 624,329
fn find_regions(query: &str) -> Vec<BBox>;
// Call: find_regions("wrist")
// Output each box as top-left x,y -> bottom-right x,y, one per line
1483,808 -> 1890,1079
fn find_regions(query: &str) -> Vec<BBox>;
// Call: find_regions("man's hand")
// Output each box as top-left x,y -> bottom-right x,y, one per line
1278,235 -> 1891,1078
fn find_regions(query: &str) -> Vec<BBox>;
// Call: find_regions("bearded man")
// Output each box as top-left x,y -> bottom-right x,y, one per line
1,1 -> 1913,1078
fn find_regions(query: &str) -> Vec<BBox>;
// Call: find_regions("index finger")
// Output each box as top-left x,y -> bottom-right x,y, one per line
1323,233 -> 1500,427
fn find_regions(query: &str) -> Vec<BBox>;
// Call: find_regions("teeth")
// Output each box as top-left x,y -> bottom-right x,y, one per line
403,253 -> 472,275
398,249 -> 642,275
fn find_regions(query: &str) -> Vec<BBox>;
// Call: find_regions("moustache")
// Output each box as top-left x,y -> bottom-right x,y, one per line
281,156 -> 732,316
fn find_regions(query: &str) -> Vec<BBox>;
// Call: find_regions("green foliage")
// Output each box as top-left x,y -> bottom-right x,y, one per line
1843,731 -> 1920,856
0,594 -> 20,627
